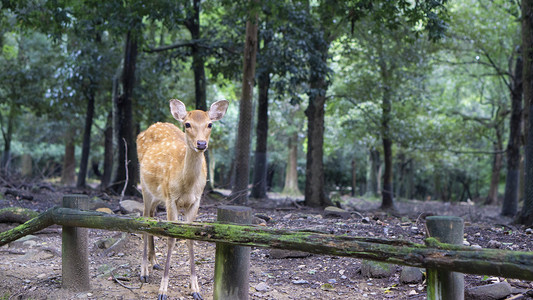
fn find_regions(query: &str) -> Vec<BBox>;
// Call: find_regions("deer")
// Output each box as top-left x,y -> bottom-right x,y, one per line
136,99 -> 229,300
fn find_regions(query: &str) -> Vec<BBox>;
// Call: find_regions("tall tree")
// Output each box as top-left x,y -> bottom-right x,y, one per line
502,53 -> 523,216
114,28 -> 140,195
303,1 -> 337,207
232,8 -> 259,204
251,69 -> 270,199
519,0 -> 533,225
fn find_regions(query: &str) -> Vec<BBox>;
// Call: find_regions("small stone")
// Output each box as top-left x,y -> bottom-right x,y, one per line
525,228 -> 533,234
323,206 -> 351,219
361,217 -> 371,223
292,279 -> 309,285
463,240 -> 470,246
95,237 -> 116,249
96,207 -> 113,214
465,281 -> 512,300
328,279 -> 337,284
255,282 -> 269,292
339,269 -> 345,275
400,267 -> 424,284
119,200 -> 144,214
361,260 -> 395,278
471,244 -> 482,249
487,240 -> 502,249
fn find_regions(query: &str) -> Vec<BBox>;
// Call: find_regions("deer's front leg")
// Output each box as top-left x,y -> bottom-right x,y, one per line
157,237 -> 176,300
188,239 -> 202,300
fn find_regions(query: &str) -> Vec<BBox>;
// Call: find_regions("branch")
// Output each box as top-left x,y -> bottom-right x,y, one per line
144,39 -> 240,55
145,39 -> 204,53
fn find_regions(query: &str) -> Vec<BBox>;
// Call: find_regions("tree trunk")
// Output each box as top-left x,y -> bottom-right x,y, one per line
486,134 -> 503,205
101,110 -> 113,189
77,88 -> 95,188
351,159 -> 357,196
186,0 -> 214,193
381,86 -> 394,210
502,54 -> 523,216
0,101 -> 16,171
114,30 -> 139,195
61,127 -> 76,186
366,148 -> 380,197
304,74 -> 331,207
251,70 -> 270,199
519,0 -> 533,226
231,14 -> 258,205
282,132 -> 301,196
188,0 -> 207,112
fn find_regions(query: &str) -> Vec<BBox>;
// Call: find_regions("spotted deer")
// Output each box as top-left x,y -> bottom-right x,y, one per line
137,99 -> 229,300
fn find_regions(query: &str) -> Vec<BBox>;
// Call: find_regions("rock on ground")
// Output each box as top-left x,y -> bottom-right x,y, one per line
465,281 -> 512,300
361,260 -> 396,278
119,200 -> 144,214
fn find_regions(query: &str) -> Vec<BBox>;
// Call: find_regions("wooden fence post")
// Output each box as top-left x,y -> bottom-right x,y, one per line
61,194 -> 90,291
213,206 -> 252,300
426,216 -> 464,300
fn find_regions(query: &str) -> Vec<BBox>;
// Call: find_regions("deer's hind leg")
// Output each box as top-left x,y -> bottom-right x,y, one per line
140,191 -> 161,283
158,201 -> 179,300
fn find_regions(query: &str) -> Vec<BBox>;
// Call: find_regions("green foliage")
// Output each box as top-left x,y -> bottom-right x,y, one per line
0,0 -> 521,204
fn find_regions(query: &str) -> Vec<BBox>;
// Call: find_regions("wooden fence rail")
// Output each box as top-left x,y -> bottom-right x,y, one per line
1,198 -> 532,299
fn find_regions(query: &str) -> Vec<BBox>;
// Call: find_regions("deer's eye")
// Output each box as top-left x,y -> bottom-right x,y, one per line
208,123 -> 212,128
185,122 -> 191,128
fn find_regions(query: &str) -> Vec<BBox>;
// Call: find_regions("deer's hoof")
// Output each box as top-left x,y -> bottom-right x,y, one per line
157,294 -> 168,300
140,275 -> 149,283
153,264 -> 163,270
192,292 -> 203,300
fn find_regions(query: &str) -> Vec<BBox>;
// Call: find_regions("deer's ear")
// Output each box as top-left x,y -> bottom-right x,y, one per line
170,99 -> 187,122
208,100 -> 229,121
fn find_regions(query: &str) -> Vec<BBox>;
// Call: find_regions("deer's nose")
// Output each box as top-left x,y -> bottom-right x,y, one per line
197,140 -> 207,150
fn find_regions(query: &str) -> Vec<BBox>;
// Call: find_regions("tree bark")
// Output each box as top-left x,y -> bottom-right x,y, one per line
502,54 -> 523,216
61,127 -> 76,186
304,74 -> 330,207
366,148 -> 380,197
381,83 -> 395,210
0,101 -> 16,171
231,14 -> 258,205
282,132 -> 301,196
519,0 -> 533,226
3,207 -> 533,282
77,88 -> 95,188
101,110 -> 113,189
486,133 -> 504,205
114,30 -> 139,195
251,70 -> 270,199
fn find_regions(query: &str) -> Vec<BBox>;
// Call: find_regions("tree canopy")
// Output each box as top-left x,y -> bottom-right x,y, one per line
1,0 -> 533,225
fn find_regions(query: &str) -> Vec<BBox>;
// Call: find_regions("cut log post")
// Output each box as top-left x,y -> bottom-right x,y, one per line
61,195 -> 90,291
426,216 -> 464,300
213,206 -> 252,300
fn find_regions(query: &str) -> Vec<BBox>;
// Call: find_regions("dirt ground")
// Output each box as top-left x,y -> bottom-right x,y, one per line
0,182 -> 532,300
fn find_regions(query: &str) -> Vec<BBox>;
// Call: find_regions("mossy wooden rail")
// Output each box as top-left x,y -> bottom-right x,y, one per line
1,206 -> 533,282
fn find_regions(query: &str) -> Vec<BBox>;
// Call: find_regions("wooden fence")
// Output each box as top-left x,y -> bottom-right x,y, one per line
1,195 -> 532,300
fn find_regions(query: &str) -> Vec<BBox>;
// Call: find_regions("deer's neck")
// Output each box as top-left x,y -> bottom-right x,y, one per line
178,147 -> 206,193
